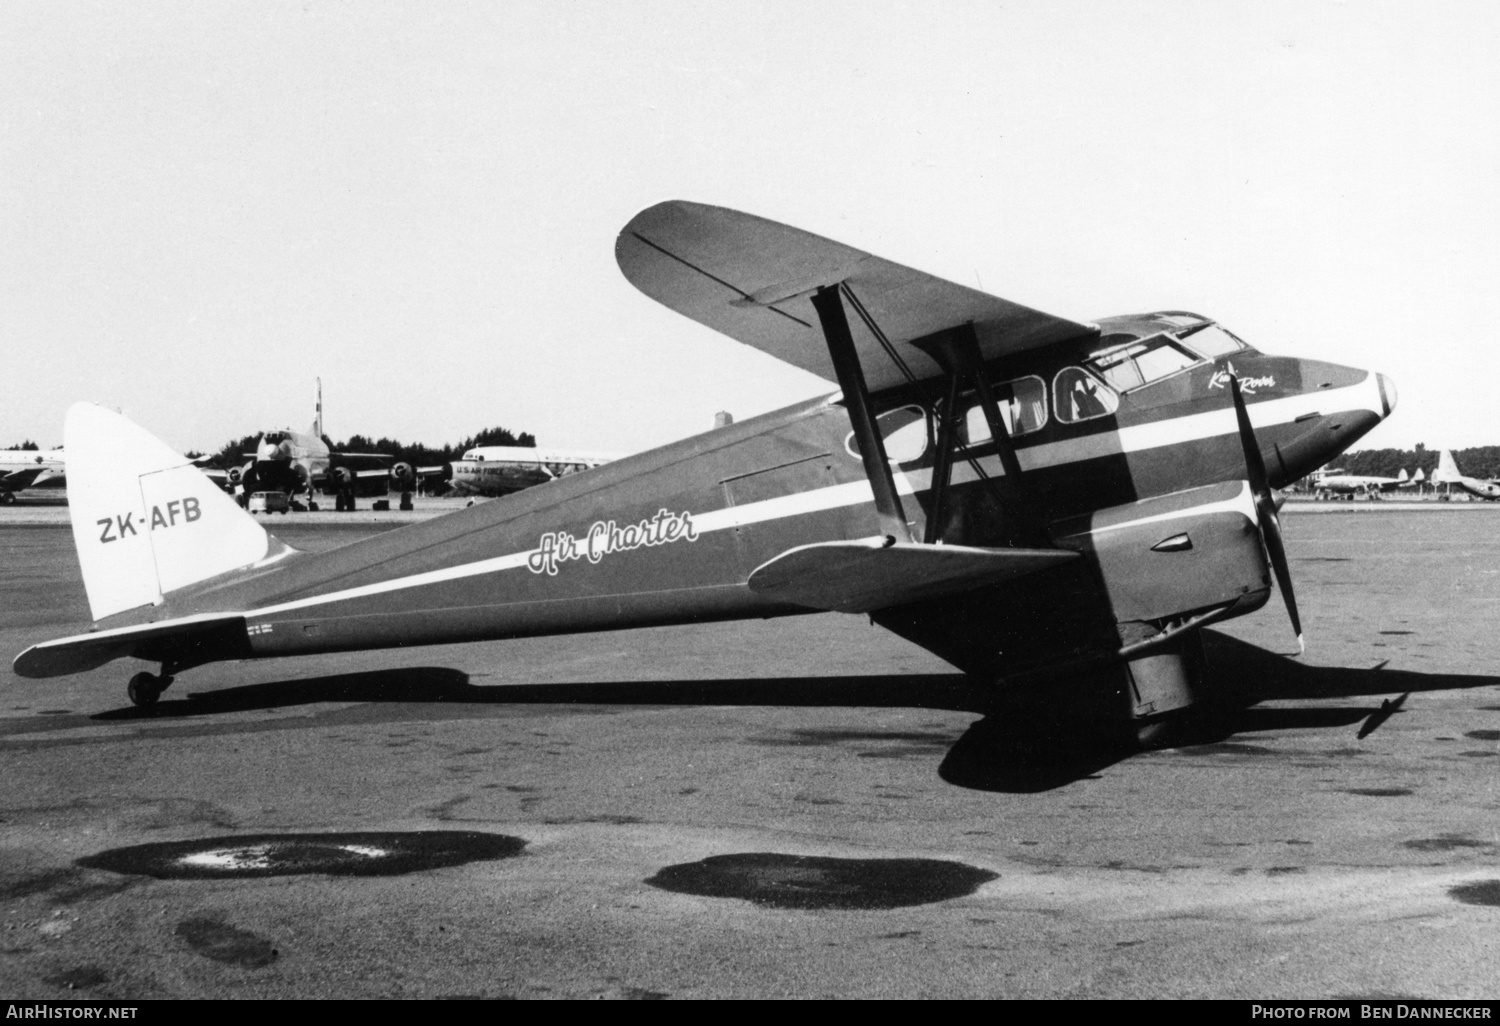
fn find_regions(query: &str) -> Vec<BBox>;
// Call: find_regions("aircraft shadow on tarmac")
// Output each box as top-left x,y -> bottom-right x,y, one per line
90,631 -> 1500,794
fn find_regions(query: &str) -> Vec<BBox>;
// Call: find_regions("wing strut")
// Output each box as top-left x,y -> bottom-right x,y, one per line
810,285 -> 913,545
914,324 -> 1044,546
924,370 -> 965,543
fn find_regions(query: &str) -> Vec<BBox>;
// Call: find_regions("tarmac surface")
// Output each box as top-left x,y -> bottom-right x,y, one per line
2,504 -> 1500,998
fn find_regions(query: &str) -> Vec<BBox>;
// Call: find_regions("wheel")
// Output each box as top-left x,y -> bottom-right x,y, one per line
127,671 -> 162,708
0,492 -> 15,505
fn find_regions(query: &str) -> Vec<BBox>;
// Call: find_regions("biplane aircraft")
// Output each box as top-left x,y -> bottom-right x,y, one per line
14,202 -> 1394,744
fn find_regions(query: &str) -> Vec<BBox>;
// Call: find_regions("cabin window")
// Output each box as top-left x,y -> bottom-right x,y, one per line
958,376 -> 1048,444
1052,368 -> 1119,423
1086,335 -> 1200,393
845,405 -> 930,463
1177,323 -> 1247,358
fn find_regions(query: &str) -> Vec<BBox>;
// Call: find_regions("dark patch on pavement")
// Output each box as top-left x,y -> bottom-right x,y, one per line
1378,631 -> 1415,635
1176,742 -> 1277,756
749,728 -> 957,748
1464,730 -> 1500,741
0,867 -> 136,905
1,867 -> 79,900
175,916 -> 278,967
1458,751 -> 1499,758
1266,866 -> 1305,875
539,814 -> 642,825
427,795 -> 473,820
77,830 -> 526,879
41,965 -> 109,990
646,853 -> 997,910
1403,834 -> 1493,852
1297,557 -> 1352,562
1449,880 -> 1500,907
1101,860 -> 1171,873
1346,788 -> 1413,797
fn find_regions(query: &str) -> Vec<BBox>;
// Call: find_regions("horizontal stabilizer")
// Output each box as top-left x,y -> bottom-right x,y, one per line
617,201 -> 1097,393
12,613 -> 250,679
747,539 -> 1078,614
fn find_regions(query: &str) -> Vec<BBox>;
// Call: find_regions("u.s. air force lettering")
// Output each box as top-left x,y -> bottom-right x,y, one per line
527,509 -> 699,576
97,497 -> 202,544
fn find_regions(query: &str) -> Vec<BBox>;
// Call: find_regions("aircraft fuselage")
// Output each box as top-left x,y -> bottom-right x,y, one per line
141,333 -> 1390,683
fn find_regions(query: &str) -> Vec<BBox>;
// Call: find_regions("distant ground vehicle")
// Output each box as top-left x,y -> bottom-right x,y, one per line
247,491 -> 290,515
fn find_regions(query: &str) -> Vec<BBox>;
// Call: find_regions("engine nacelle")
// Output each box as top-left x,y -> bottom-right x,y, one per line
1051,479 -> 1273,736
1050,480 -> 1270,626
391,462 -> 415,490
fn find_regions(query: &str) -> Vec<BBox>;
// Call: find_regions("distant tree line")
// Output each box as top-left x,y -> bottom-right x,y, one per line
5,440 -> 40,451
1323,443 -> 1500,480
330,426 -> 537,467
206,426 -> 535,468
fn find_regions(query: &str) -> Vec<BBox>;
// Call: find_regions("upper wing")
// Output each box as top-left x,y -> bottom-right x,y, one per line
616,201 -> 1097,392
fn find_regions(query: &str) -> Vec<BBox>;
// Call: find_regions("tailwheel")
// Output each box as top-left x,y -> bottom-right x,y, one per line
126,671 -> 172,708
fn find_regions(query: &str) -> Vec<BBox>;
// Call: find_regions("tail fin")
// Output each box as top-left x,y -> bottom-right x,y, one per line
1435,449 -> 1462,483
312,377 -> 324,441
66,403 -> 291,622
1397,468 -> 1408,483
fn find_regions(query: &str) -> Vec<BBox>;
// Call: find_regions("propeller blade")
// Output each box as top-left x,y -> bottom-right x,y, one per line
1229,376 -> 1303,652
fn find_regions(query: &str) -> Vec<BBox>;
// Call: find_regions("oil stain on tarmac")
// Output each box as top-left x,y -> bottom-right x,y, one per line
175,916 -> 279,967
646,853 -> 997,910
1403,834 -> 1494,853
1448,880 -> 1500,907
41,965 -> 109,990
77,830 -> 526,879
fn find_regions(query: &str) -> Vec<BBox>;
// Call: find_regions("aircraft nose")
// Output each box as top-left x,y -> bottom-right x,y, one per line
1377,373 -> 1398,418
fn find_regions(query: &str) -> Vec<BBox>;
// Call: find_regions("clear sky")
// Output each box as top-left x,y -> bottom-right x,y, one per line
3,1 -> 1494,456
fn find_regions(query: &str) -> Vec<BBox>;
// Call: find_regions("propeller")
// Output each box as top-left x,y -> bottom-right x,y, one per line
1229,375 -> 1303,654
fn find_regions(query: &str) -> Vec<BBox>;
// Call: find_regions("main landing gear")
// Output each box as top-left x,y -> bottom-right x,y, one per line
127,670 -> 174,708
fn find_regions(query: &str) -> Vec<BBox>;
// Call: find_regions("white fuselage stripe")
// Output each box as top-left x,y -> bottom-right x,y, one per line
228,377 -> 1374,620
